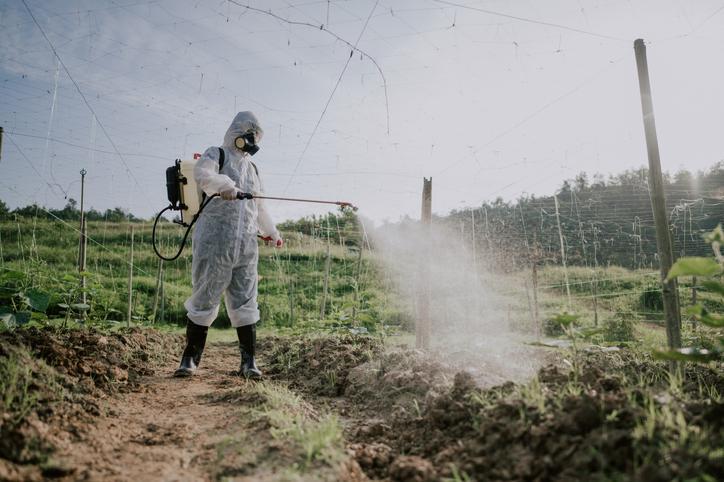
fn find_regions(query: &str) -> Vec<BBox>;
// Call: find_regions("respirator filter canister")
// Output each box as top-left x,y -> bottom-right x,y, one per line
234,132 -> 259,156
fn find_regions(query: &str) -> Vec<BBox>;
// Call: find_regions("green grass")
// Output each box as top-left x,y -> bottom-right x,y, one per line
0,218 -> 406,333
255,382 -> 345,469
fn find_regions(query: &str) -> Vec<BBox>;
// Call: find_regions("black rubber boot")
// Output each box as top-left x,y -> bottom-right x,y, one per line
236,324 -> 262,379
174,320 -> 209,377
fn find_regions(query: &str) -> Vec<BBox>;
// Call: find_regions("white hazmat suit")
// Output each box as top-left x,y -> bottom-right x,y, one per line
183,111 -> 280,328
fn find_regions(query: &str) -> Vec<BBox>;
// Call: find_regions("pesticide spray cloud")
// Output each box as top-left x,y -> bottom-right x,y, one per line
368,217 -> 544,386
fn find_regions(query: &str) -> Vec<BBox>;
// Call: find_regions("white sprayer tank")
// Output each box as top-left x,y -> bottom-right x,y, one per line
178,159 -> 203,225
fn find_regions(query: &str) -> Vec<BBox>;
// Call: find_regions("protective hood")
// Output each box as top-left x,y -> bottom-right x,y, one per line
222,111 -> 264,151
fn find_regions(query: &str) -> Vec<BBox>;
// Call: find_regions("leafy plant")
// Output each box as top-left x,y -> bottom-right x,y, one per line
657,225 -> 724,362
0,270 -> 50,328
603,314 -> 636,344
543,312 -> 578,337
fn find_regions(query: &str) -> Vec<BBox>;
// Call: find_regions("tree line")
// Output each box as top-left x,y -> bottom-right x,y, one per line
0,198 -> 143,223
442,163 -> 724,270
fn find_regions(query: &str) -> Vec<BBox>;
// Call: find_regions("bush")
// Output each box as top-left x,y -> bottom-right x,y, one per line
603,315 -> 635,343
639,286 -> 663,311
543,313 -> 579,337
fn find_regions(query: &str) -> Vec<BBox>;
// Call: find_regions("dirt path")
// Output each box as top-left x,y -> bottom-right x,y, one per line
53,342 -> 261,482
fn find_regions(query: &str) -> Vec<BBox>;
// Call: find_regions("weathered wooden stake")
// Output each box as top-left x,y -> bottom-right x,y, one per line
691,276 -> 698,330
634,38 -> 682,355
554,194 -> 572,309
127,225 -> 134,327
78,169 -> 87,320
351,245 -> 364,324
417,177 -> 432,350
151,259 -> 164,323
288,278 -> 295,326
320,241 -> 331,319
524,279 -> 536,337
592,274 -> 599,327
159,267 -> 165,324
532,261 -> 541,340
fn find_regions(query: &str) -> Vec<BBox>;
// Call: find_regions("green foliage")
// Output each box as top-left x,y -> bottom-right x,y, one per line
657,225 -> 724,363
639,285 -> 663,311
0,347 -> 60,429
0,216 -> 395,332
543,312 -> 578,336
603,315 -> 636,344
667,257 -> 721,280
0,270 -> 51,328
444,164 -> 724,270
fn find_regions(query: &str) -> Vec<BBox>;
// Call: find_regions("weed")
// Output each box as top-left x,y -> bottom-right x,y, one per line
254,383 -> 345,470
0,351 -> 40,427
446,464 -> 472,482
603,314 -> 636,344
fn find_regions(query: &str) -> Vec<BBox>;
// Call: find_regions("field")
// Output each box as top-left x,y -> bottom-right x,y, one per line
1,216 -> 723,481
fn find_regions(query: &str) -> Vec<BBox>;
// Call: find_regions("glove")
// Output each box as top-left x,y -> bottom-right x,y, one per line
273,235 -> 283,248
262,233 -> 283,248
219,187 -> 238,201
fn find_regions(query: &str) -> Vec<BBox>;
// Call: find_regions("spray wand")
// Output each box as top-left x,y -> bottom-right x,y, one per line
235,191 -> 358,211
152,191 -> 357,261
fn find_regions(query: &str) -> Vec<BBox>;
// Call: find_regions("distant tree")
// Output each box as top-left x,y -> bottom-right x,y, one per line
0,199 -> 9,219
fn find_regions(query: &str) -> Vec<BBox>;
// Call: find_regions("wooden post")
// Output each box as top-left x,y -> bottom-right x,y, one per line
351,245 -> 364,324
159,268 -> 165,324
127,225 -> 134,327
417,177 -> 432,349
151,259 -> 163,323
525,279 -> 536,337
320,241 -> 331,319
554,194 -> 572,309
532,261 -> 541,340
471,208 -> 477,269
78,169 -> 87,320
691,275 -> 698,330
634,38 -> 682,353
288,278 -> 295,326
592,274 -> 599,327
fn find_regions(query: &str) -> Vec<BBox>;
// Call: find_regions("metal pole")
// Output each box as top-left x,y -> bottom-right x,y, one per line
127,225 -> 134,327
0,126 -> 4,163
633,39 -> 682,354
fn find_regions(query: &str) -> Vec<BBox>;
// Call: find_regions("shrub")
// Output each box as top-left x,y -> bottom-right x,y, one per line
639,286 -> 663,311
603,315 -> 635,343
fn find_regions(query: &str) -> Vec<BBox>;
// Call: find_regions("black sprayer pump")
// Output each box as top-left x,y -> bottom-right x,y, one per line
152,159 -> 220,261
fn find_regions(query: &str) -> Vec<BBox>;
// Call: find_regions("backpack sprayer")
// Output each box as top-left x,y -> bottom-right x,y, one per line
152,153 -> 357,261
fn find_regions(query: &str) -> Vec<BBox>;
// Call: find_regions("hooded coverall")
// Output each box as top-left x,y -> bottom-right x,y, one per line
183,111 -> 279,327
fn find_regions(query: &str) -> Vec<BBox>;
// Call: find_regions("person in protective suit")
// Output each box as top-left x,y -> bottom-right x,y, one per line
174,111 -> 282,379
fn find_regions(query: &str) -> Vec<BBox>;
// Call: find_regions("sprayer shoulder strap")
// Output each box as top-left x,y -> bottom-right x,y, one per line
218,147 -> 225,171
216,147 -> 257,178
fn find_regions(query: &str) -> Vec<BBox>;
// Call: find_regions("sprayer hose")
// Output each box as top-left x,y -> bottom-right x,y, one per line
151,194 -> 218,261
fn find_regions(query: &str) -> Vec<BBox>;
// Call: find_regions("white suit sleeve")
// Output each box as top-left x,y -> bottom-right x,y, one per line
252,168 -> 279,238
194,147 -> 236,196
257,198 -> 278,238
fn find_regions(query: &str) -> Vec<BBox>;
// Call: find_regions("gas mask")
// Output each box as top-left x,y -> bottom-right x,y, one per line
234,132 -> 259,156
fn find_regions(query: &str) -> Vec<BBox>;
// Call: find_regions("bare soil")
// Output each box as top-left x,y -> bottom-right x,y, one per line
1,328 -> 723,481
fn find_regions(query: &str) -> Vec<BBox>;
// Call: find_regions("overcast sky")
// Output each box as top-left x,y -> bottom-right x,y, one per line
1,0 -> 723,224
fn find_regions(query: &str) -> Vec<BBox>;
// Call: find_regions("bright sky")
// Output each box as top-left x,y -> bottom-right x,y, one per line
1,0 -> 723,224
